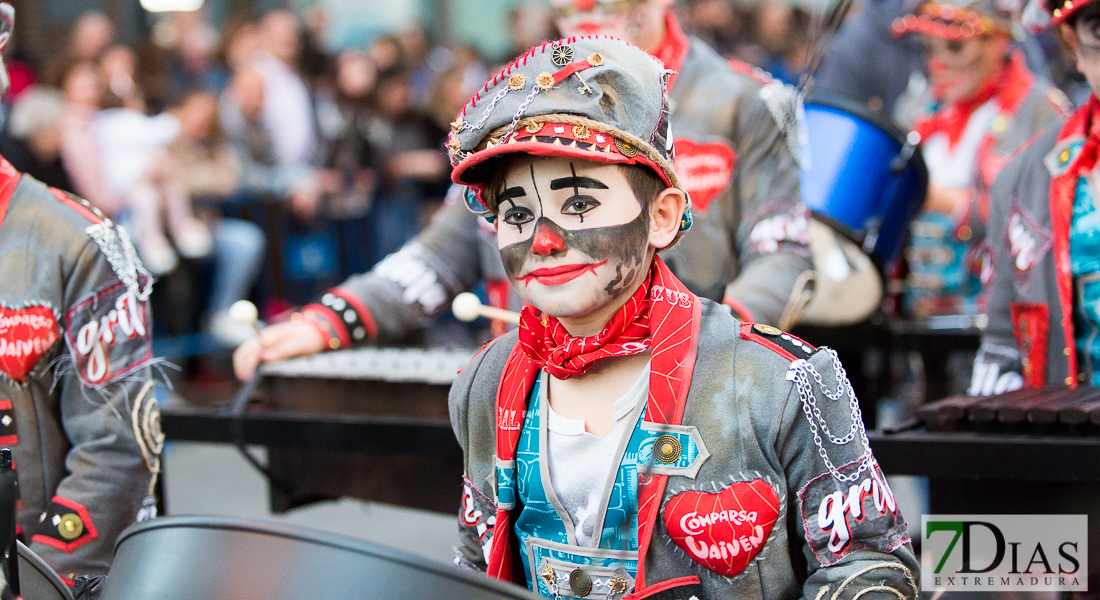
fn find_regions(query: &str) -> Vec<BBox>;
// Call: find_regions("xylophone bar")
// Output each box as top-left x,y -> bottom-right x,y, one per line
916,385 -> 1100,432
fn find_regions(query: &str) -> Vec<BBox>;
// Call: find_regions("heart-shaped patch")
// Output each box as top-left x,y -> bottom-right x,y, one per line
0,305 -> 58,383
663,479 -> 780,578
673,139 -> 736,214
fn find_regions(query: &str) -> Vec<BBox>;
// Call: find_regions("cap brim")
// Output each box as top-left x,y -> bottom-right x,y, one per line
451,139 -> 673,189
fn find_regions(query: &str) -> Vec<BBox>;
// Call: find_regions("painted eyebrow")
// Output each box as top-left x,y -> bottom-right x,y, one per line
549,176 -> 609,191
498,186 -> 527,202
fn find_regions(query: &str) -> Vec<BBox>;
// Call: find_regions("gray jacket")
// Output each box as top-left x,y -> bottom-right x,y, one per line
971,109 -> 1092,393
313,28 -> 812,344
0,167 -> 158,580
450,300 -> 918,600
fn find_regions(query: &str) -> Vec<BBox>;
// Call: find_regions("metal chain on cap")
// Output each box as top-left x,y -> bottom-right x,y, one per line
788,348 -> 873,482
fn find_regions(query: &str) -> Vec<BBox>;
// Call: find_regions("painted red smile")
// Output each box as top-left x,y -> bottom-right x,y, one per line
515,261 -> 606,287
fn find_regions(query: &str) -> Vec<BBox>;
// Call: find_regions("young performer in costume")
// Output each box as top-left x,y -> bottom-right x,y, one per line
893,0 -> 1068,316
448,37 -> 917,600
232,0 -> 812,380
972,0 -> 1100,393
0,3 -> 162,585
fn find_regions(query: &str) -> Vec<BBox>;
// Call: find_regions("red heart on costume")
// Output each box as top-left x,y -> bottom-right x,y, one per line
0,306 -> 58,383
673,139 -> 736,214
663,479 -> 780,578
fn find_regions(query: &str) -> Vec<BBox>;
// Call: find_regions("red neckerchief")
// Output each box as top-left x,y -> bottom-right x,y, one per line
1047,95 -> 1100,387
519,271 -> 652,380
485,255 -> 702,591
652,12 -> 691,92
913,52 -> 1033,150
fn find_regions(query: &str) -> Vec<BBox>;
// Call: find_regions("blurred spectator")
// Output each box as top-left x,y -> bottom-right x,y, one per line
814,0 -> 926,115
70,11 -> 114,61
507,2 -> 555,57
364,68 -> 448,264
321,51 -> 377,221
0,86 -> 71,190
168,90 -> 266,346
59,60 -> 120,214
251,10 -> 322,218
99,44 -> 145,112
222,66 -> 317,205
222,17 -> 262,70
368,35 -> 403,74
684,0 -> 750,58
755,0 -> 815,85
168,19 -> 230,102
57,57 -> 212,274
171,91 -> 239,200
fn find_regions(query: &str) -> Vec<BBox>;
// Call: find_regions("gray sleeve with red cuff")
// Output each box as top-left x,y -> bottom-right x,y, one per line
309,196 -> 491,345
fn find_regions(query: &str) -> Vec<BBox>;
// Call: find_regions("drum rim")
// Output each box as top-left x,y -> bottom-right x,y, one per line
113,515 -> 540,599
803,92 -> 910,143
17,540 -> 75,600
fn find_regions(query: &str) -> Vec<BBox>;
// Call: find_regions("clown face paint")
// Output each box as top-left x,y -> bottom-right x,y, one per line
550,0 -> 667,43
921,34 -> 1008,105
496,156 -> 651,325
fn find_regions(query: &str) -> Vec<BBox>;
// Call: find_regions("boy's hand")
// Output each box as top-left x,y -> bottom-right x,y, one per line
232,321 -> 326,381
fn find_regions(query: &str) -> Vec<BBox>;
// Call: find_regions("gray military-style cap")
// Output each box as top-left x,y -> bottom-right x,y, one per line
448,35 -> 692,232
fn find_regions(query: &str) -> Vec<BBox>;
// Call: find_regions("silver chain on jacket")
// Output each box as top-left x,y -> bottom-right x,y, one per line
788,348 -> 872,482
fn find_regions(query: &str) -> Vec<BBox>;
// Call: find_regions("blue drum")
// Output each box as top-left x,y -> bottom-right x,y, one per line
800,95 -> 927,266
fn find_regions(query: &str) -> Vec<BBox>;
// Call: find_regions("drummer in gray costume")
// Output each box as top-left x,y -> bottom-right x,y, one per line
446,35 -> 917,600
0,3 -> 161,585
233,0 -> 812,380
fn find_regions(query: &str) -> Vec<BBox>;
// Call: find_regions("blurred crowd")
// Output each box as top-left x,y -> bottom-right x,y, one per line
0,0 -> 1082,355
0,0 -> 840,350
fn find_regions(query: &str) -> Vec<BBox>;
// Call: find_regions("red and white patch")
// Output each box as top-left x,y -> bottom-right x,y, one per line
64,281 -> 153,388
1005,205 -> 1051,290
663,479 -> 780,578
0,305 -> 59,383
673,139 -> 736,214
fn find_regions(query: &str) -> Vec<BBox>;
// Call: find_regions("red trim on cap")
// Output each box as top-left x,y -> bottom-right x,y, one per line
453,124 -> 672,189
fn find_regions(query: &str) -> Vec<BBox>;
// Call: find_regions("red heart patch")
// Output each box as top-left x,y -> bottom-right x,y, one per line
673,139 -> 737,214
663,479 -> 780,578
0,305 -> 58,383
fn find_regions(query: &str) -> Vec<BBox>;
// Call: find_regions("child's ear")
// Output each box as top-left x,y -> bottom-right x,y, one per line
649,188 -> 685,250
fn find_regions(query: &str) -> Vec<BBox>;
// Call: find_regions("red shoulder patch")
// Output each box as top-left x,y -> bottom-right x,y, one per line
727,59 -> 774,86
49,188 -> 105,225
739,322 -> 815,361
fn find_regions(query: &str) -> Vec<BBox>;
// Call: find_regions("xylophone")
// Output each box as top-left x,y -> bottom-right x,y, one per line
253,347 -> 476,514
915,385 -> 1100,433
868,385 -> 1100,482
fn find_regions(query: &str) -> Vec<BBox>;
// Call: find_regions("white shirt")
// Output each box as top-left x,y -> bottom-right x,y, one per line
252,51 -> 317,167
921,98 -> 1000,189
93,109 -> 179,194
543,363 -> 649,547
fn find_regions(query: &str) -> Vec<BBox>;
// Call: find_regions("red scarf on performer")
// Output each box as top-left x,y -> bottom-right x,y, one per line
519,270 -> 652,379
485,255 -> 701,591
913,52 -> 1033,150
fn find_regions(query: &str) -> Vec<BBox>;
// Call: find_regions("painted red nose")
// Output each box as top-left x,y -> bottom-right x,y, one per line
574,0 -> 596,11
531,223 -> 566,256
